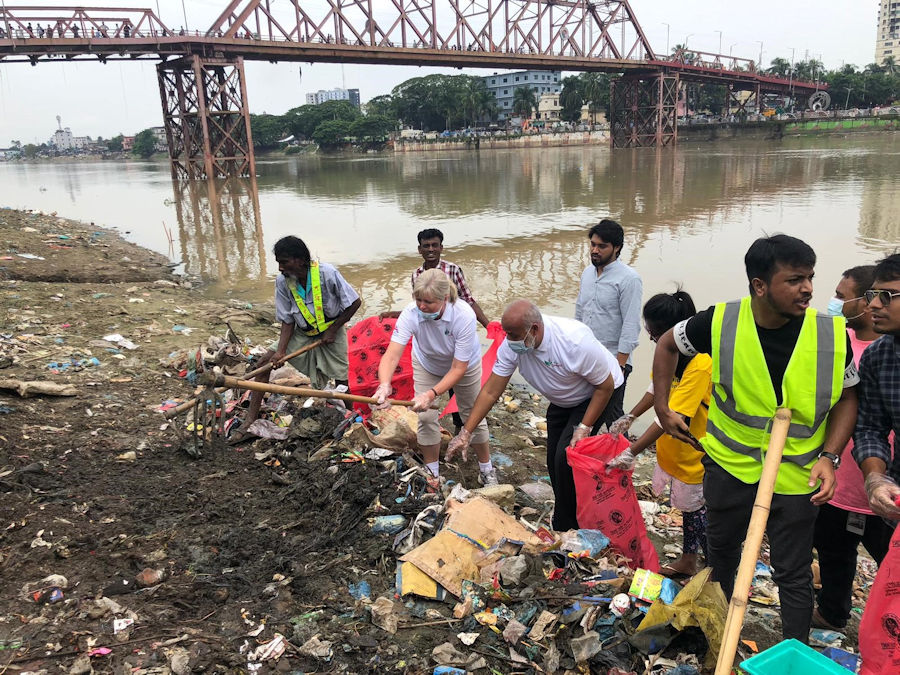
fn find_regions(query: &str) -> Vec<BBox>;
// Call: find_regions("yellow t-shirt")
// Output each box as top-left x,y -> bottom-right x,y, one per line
656,354 -> 712,485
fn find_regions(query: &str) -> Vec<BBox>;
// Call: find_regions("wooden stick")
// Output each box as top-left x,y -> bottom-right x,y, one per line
164,340 -> 323,419
207,373 -> 422,408
714,408 -> 792,675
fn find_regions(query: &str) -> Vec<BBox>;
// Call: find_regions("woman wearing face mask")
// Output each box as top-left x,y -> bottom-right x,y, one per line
607,289 -> 711,577
374,269 -> 497,487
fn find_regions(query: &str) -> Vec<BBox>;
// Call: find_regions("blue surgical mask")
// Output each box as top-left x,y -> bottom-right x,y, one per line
417,307 -> 440,321
826,297 -> 845,317
508,328 -> 534,354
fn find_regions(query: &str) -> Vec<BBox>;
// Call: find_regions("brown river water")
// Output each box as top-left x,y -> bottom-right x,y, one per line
2,136 -> 897,406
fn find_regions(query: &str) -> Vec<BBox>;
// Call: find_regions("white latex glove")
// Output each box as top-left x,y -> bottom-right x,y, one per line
446,428 -> 472,462
609,413 -> 635,438
570,423 -> 591,446
411,389 -> 436,412
372,382 -> 392,410
864,472 -> 900,520
606,448 -> 636,473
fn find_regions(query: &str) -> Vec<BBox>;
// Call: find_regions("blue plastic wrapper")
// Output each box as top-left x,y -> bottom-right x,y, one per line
560,529 -> 611,557
433,668 -> 466,675
660,577 -> 680,604
348,581 -> 371,601
821,646 -> 860,672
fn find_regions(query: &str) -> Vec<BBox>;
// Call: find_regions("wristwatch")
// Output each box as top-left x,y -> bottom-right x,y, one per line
818,451 -> 841,469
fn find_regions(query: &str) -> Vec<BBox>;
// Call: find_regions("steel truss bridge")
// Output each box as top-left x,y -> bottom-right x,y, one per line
0,2 -> 825,178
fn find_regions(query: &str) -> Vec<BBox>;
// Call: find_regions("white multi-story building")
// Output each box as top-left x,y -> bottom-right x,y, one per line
483,70 -> 561,119
305,88 -> 361,107
876,0 -> 899,64
49,127 -> 75,150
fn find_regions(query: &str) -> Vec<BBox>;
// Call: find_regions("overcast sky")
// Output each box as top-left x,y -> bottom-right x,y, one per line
0,0 -> 880,144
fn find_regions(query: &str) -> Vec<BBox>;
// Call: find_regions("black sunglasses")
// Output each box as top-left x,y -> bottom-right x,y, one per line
864,289 -> 900,306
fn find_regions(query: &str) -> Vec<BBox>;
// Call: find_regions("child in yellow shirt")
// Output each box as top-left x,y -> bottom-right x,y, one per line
608,290 -> 712,577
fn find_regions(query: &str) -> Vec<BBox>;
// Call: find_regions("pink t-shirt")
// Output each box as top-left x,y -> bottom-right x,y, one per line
830,329 -> 895,514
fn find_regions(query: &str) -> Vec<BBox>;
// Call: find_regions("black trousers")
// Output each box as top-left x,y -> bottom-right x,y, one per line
813,502 -> 892,628
703,456 -> 819,643
546,379 -> 626,531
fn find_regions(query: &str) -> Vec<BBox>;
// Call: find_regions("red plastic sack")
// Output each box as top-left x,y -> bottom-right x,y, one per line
860,522 -> 900,674
567,434 -> 660,571
441,321 -> 507,418
347,316 -> 414,416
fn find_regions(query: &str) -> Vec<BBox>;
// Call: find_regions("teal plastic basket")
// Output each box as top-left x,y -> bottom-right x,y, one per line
741,639 -> 853,675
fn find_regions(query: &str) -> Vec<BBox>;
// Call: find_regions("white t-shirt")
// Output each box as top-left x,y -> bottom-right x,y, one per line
493,315 -> 622,407
391,300 -> 481,375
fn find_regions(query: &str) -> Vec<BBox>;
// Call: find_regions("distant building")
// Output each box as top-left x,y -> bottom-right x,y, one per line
483,70 -> 561,119
122,136 -> 135,151
305,88 -> 361,107
49,127 -> 75,150
876,0 -> 899,64
150,126 -> 168,151
0,148 -> 22,160
537,92 -> 562,121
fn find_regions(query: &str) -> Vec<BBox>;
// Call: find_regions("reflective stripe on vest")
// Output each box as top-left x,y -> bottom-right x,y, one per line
288,262 -> 334,336
704,296 -> 846,494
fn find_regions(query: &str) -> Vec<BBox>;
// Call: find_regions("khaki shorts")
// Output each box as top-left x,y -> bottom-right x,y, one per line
412,356 -> 489,446
269,326 -> 348,389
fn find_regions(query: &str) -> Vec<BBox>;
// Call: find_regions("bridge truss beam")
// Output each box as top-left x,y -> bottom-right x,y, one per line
157,55 -> 255,181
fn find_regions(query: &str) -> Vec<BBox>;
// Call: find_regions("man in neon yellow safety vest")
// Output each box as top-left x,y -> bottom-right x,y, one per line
651,234 -> 859,644
234,236 -> 361,441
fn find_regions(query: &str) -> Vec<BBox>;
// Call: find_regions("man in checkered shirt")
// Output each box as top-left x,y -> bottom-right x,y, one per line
853,253 -> 900,522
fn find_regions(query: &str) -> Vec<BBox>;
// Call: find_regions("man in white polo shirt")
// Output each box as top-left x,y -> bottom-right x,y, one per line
448,299 -> 622,529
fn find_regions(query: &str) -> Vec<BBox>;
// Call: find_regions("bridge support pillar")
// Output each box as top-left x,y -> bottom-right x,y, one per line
610,73 -> 679,148
157,55 -> 256,180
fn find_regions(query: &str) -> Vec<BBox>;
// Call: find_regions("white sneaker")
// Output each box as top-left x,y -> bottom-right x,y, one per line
479,468 -> 499,487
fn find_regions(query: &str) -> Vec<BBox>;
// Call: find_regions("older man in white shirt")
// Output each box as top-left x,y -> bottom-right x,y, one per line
448,299 -> 622,530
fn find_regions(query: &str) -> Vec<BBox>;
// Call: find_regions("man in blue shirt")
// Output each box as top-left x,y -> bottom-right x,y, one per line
575,219 -> 643,422
854,253 -> 900,521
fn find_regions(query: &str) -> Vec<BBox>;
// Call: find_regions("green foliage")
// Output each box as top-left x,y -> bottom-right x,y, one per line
287,100 -> 361,139
822,62 -> 900,108
250,113 -> 289,149
312,119 -> 352,149
392,74 -> 493,130
512,86 -> 538,117
559,75 -> 584,123
350,115 -> 395,141
132,129 -> 157,159
364,94 -> 396,119
23,143 -> 38,158
580,72 -> 611,121
106,135 -> 124,152
284,145 -> 303,155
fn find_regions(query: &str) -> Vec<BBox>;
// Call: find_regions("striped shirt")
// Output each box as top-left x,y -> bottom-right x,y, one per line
411,260 -> 475,305
853,335 -> 900,484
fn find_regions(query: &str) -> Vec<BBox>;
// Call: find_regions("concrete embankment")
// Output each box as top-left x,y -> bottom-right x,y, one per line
393,130 -> 608,153
679,116 -> 899,143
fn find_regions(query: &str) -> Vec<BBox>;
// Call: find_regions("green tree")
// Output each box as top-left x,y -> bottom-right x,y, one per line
132,129 -> 157,158
288,100 -> 361,139
767,57 -> 791,77
364,94 -> 396,119
580,72 -> 610,122
460,77 -> 496,126
350,115 -> 394,141
883,55 -> 896,75
512,86 -> 538,118
23,143 -> 38,158
106,135 -> 124,152
249,113 -> 289,148
559,75 -> 584,123
312,119 -> 352,149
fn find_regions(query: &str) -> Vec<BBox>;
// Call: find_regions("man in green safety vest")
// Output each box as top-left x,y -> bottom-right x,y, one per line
651,234 -> 859,643
233,236 -> 361,441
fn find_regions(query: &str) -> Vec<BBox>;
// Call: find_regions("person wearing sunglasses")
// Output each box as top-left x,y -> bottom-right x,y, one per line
813,265 -> 894,632
651,234 -> 858,644
854,253 -> 900,522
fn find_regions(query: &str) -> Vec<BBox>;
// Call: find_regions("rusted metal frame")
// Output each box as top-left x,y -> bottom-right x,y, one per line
220,0 -> 261,38
618,0 -> 653,60
511,0 -> 545,56
584,7 -> 616,60
250,2 -> 295,42
191,55 -> 216,180
453,0 -> 492,53
209,0 -> 246,35
293,3 -> 334,44
390,0 -> 438,49
547,2 -> 583,57
325,0 -> 368,46
157,65 -> 179,180
505,1 -> 538,54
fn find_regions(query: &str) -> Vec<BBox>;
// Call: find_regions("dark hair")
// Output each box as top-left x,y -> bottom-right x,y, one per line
588,219 -> 624,258
273,235 -> 310,263
643,289 -> 697,336
873,254 -> 900,284
744,234 -> 816,285
417,228 -> 444,244
842,265 -> 876,296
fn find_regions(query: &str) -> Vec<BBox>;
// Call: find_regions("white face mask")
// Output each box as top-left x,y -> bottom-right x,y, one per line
827,296 -> 865,320
508,327 -> 534,354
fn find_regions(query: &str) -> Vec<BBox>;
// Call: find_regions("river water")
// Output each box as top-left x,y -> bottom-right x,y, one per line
2,136 -> 898,406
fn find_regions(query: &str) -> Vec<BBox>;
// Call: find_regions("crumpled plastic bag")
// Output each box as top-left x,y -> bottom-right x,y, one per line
636,567 -> 728,669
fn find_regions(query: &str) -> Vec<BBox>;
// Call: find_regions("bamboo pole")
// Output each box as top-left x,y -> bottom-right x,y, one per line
164,340 -> 323,419
205,373 -> 423,408
715,407 -> 793,675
